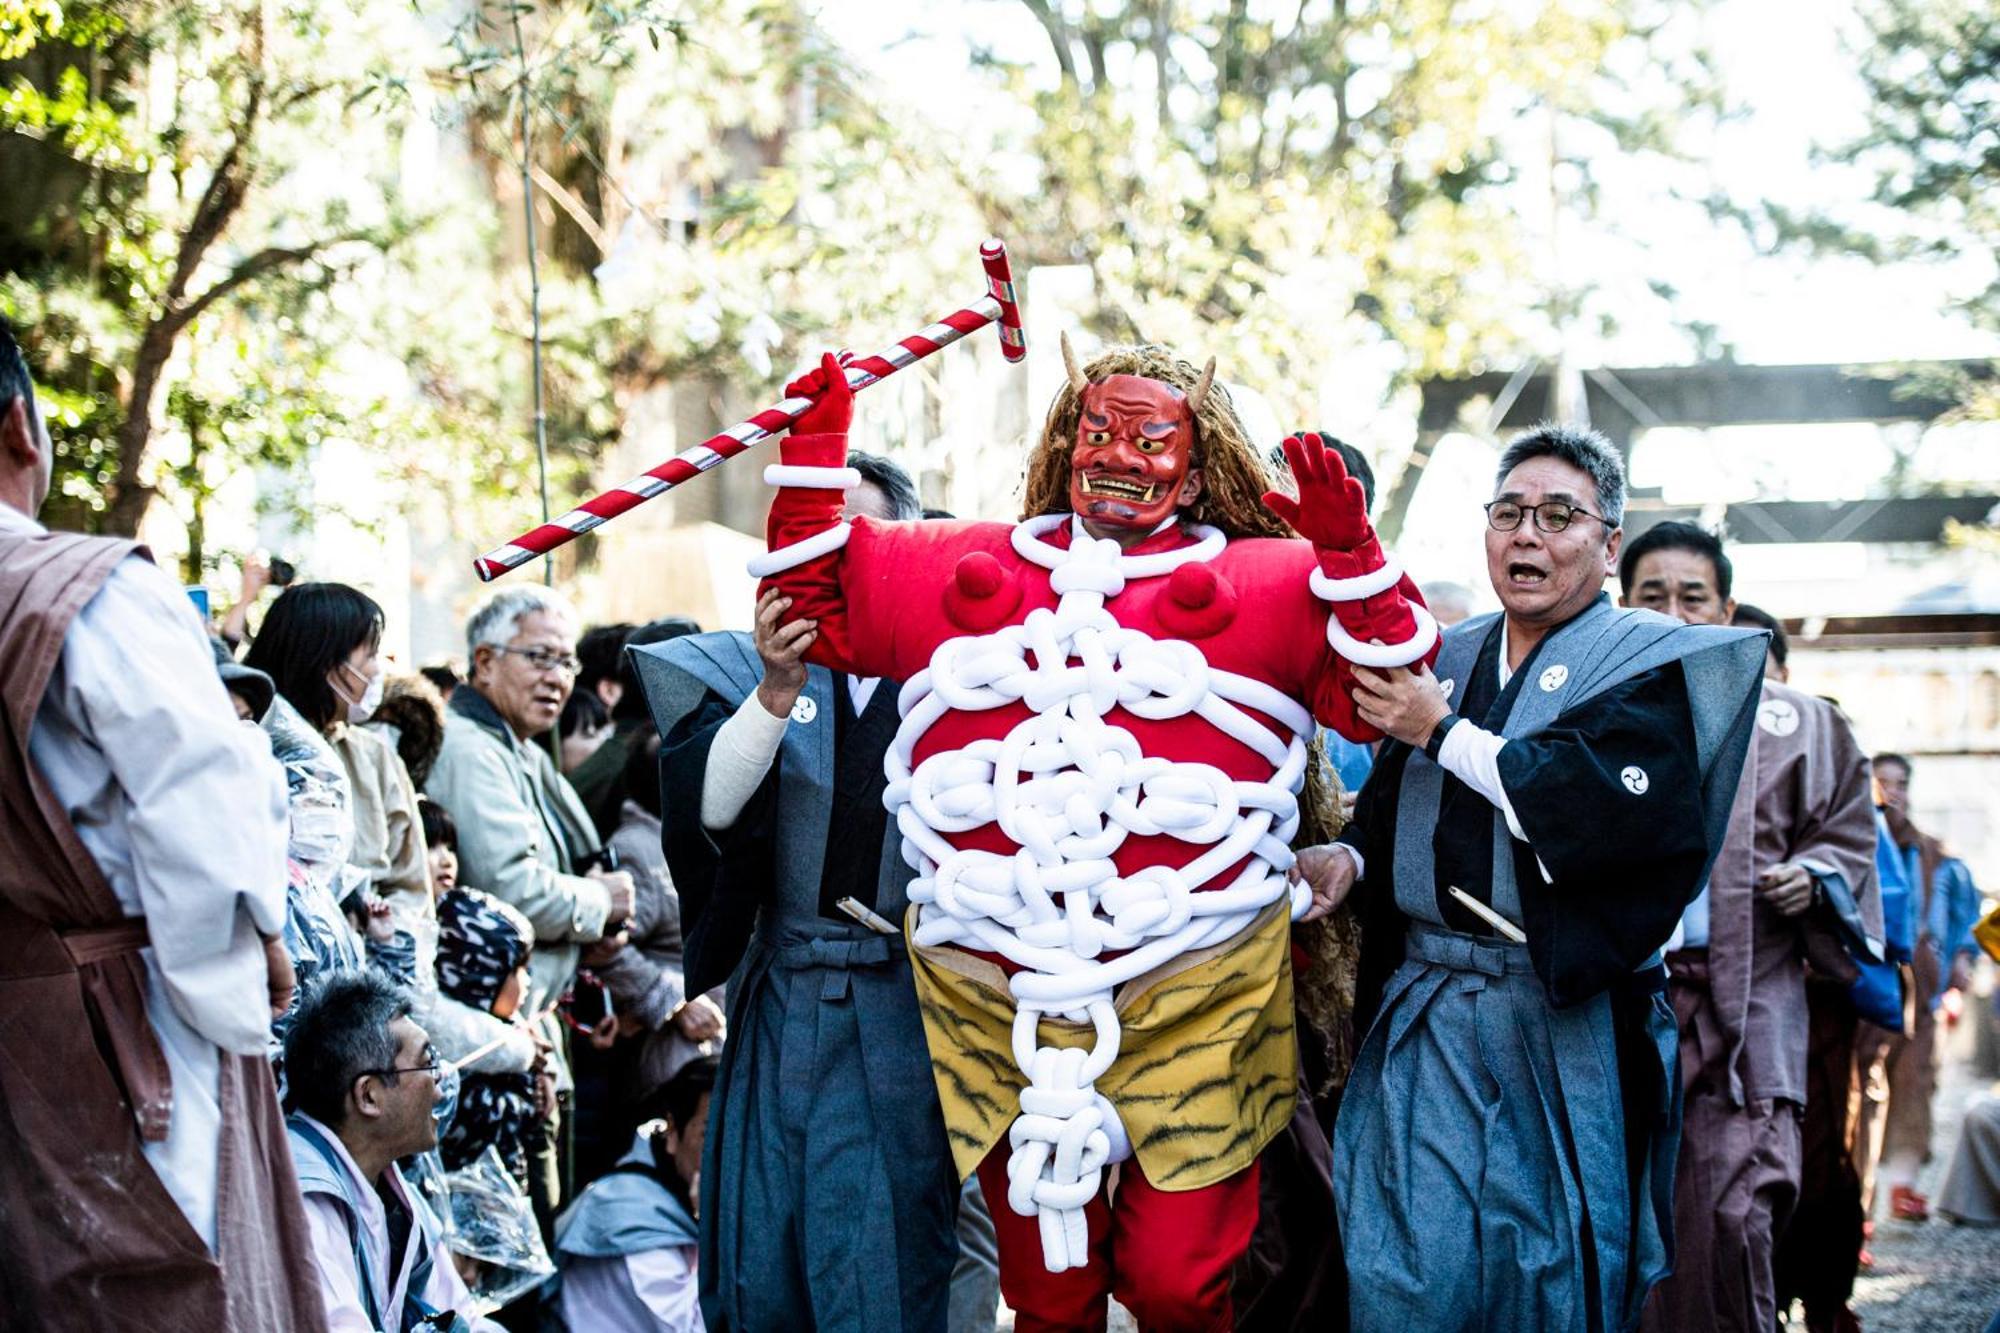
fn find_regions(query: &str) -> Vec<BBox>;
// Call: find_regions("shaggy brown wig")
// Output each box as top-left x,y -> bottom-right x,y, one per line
1020,341 -> 1361,1089
1294,752 -> 1361,1094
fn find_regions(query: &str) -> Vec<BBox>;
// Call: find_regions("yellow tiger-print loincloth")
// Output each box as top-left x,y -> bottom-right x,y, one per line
907,900 -> 1297,1192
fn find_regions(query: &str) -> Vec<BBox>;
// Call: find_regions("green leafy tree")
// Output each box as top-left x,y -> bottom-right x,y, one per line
1840,0 -> 1998,422
0,0 -> 424,538
1721,1 -> 1998,423
1839,0 -> 1999,316
985,0 -> 1721,408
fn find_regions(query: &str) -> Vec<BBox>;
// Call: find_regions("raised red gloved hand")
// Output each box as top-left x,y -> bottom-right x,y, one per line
786,350 -> 856,436
1262,434 -> 1374,552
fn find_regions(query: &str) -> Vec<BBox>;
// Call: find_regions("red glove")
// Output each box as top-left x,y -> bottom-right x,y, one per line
1263,434 -> 1373,552
786,350 -> 855,436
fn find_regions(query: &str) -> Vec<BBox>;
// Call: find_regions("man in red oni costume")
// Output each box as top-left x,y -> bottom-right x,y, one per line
751,337 -> 1436,1330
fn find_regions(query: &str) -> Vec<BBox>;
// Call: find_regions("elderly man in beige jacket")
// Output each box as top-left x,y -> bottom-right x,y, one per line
427,584 -> 635,1224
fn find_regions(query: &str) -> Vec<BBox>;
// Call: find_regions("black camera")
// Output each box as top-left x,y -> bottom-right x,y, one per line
575,845 -> 622,875
267,556 -> 296,588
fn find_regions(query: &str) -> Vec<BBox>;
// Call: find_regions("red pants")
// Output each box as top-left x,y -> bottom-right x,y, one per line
975,1143 -> 1258,1333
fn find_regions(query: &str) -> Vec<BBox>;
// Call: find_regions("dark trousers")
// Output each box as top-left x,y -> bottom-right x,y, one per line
1774,979 -> 1866,1331
1642,962 -> 1803,1333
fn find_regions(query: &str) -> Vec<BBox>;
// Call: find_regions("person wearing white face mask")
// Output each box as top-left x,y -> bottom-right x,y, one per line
246,585 -> 435,995
249,584 -> 427,894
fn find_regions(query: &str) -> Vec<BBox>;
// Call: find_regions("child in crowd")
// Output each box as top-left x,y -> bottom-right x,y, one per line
434,874 -> 552,1185
551,1056 -> 718,1333
560,688 -> 612,775
416,800 -> 544,1078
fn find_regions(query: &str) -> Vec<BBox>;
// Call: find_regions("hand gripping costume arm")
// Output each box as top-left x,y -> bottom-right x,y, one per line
1267,434 -> 1439,740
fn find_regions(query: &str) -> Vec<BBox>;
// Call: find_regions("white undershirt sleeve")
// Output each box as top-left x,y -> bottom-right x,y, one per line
624,1248 -> 702,1330
700,692 -> 791,831
1436,719 -> 1530,843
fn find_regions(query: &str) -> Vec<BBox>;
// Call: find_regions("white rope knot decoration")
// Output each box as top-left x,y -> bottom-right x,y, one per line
745,464 -> 858,577
887,515 -> 1333,1272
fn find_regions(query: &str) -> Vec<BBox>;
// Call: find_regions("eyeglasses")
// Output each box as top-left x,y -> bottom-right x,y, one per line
1484,499 -> 1608,534
498,645 -> 582,676
358,1050 -> 440,1084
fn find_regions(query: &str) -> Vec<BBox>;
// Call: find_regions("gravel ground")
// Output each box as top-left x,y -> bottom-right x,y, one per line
1843,1016 -> 2000,1333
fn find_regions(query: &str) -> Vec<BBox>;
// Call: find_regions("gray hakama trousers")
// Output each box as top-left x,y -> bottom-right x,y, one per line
702,929 -> 958,1332
1335,925 -> 1671,1333
1938,1094 -> 2000,1226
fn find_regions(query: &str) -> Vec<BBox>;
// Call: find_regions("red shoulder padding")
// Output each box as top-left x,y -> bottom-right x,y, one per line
1155,561 -> 1238,640
944,550 -> 1024,633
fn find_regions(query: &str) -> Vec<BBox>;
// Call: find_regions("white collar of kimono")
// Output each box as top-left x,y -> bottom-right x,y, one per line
0,502 -> 44,536
848,675 -> 880,713
1498,623 -> 1515,689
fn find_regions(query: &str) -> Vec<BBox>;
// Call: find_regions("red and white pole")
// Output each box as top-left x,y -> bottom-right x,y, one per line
474,238 -> 1026,581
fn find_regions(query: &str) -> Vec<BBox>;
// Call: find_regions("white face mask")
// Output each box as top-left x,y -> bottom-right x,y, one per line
333,661 -> 385,724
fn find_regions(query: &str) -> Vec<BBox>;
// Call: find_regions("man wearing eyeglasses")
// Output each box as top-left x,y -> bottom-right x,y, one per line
1321,424 -> 1767,1332
285,969 -> 503,1332
428,585 -> 638,1233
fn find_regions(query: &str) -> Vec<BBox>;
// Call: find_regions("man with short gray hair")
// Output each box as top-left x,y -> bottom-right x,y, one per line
427,584 -> 635,1224
1319,421 -> 1767,1331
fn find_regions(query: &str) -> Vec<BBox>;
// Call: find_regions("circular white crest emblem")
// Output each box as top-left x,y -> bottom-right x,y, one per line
790,695 -> 818,724
1539,664 -> 1570,693
1621,765 -> 1650,795
1439,678 -> 1456,701
1758,698 -> 1799,738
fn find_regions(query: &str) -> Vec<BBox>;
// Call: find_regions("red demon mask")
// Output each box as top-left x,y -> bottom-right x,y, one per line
1064,336 -> 1213,541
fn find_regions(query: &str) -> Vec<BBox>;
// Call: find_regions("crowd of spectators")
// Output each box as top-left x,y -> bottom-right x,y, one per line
219,574 -> 726,1329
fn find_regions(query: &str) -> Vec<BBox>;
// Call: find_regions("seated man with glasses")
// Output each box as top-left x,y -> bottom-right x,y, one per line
1319,424 -> 1768,1332
284,969 -> 503,1332
428,585 -> 637,1230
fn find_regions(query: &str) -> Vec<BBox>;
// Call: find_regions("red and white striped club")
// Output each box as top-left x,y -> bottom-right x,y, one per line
474,238 -> 1027,582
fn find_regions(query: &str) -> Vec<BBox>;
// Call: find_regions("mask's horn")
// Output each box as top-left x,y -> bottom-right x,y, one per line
1188,357 -> 1216,416
1060,331 -> 1089,395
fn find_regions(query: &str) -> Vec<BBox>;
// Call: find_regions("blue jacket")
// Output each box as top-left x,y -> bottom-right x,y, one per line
1920,850 -> 1981,1004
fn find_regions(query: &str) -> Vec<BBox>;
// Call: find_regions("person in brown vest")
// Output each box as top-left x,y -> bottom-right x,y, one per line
0,318 -> 328,1331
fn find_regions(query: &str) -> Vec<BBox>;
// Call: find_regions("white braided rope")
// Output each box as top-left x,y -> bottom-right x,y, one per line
888,517 -> 1315,1272
1326,602 -> 1438,668
762,464 -> 861,490
1308,557 -> 1404,601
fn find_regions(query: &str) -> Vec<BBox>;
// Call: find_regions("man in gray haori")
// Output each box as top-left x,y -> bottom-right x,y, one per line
1307,424 -> 1765,1333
